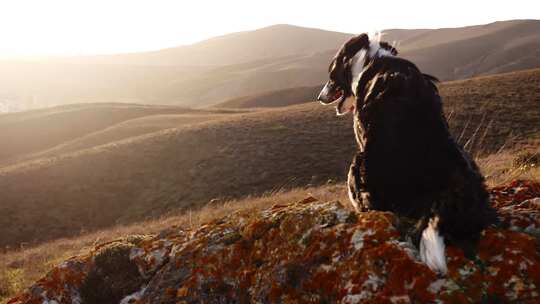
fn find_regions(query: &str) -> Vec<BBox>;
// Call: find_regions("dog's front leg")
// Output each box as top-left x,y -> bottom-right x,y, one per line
347,151 -> 370,212
353,115 -> 366,150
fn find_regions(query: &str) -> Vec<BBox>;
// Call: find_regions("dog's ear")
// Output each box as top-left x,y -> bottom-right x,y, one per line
329,33 -> 370,75
340,33 -> 370,60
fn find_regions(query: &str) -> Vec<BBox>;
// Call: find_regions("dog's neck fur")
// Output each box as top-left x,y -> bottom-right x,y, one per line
348,40 -> 395,149
350,40 -> 394,97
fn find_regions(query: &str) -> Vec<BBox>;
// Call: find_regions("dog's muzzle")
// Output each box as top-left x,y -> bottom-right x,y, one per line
317,81 -> 344,105
318,81 -> 355,116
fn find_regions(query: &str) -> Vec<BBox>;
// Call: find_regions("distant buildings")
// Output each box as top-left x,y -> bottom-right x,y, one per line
0,99 -> 17,113
0,95 -> 36,113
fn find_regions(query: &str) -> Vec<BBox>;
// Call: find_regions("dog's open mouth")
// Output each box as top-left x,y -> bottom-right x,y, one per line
318,82 -> 355,115
330,90 -> 343,103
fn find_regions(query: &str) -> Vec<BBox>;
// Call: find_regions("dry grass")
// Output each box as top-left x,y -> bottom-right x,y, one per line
0,183 -> 348,303
441,69 -> 540,155
478,143 -> 540,187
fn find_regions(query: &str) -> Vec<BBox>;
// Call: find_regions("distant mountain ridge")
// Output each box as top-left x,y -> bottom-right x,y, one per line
58,24 -> 354,66
62,19 -> 539,68
0,20 -> 538,109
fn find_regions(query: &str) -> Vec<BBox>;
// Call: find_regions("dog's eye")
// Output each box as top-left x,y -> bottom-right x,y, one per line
329,71 -> 338,82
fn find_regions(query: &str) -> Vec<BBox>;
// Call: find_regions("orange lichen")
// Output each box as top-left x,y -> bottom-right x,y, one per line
7,256 -> 92,304
9,180 -> 540,304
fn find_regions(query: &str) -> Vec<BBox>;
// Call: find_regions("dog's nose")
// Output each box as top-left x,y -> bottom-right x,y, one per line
317,82 -> 332,104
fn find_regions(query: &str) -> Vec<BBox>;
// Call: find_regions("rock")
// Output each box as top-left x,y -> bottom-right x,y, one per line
8,180 -> 540,304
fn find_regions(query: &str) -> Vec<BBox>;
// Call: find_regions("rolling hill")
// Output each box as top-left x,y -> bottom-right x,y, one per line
215,66 -> 540,148
214,85 -> 323,108
1,20 -> 538,109
0,69 -> 539,248
0,104 -> 356,247
0,103 -> 231,166
403,20 -> 540,80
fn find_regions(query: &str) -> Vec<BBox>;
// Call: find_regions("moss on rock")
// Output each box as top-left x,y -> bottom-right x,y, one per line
80,242 -> 146,304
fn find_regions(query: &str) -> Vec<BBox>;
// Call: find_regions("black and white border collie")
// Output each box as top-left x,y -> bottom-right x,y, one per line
317,33 -> 497,274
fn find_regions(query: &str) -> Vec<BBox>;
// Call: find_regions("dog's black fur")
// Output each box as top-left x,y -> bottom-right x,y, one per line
318,34 -> 497,249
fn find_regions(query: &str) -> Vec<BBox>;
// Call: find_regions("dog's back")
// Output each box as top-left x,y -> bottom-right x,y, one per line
355,55 -> 496,240
356,57 -> 455,209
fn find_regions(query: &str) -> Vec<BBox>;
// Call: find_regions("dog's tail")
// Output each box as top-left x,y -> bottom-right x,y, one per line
419,216 -> 448,274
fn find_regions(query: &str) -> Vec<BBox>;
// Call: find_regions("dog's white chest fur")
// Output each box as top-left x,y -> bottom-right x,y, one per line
351,50 -> 368,96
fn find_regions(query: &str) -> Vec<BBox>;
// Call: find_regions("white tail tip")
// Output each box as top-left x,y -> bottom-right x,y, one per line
420,217 -> 448,275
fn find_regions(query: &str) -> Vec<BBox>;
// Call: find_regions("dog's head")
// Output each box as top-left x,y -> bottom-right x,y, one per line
317,33 -> 397,115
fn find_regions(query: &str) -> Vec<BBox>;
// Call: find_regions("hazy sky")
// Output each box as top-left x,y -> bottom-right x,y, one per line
0,0 -> 538,57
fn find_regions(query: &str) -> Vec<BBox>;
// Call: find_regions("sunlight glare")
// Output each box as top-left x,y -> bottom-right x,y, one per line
0,0 -> 537,57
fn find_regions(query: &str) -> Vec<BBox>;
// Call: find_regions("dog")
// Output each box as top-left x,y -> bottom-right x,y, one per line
317,33 -> 497,274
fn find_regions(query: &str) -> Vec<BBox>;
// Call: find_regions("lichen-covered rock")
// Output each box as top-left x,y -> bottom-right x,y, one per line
8,181 -> 540,304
